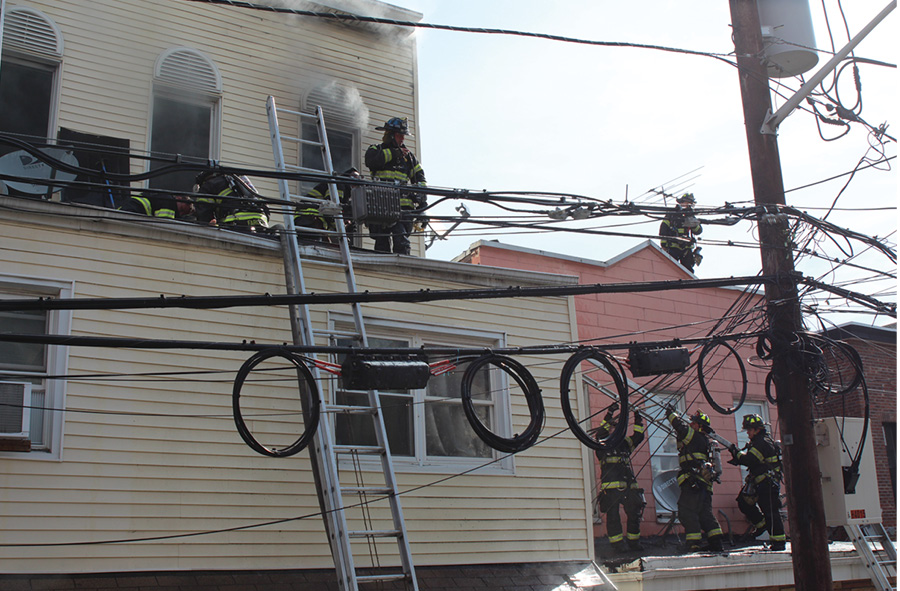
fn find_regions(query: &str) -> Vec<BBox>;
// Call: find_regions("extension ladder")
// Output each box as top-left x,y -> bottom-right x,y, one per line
266,96 -> 418,591
845,523 -> 897,591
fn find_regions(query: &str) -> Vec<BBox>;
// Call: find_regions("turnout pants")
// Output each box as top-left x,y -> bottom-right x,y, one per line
599,487 -> 644,546
737,480 -> 785,544
678,483 -> 723,545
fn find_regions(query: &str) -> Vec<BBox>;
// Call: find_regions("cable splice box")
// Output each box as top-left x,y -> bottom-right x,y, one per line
341,354 -> 431,391
350,185 -> 401,224
628,346 -> 690,377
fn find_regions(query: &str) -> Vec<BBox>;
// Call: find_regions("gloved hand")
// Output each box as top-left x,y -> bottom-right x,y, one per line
664,404 -> 677,417
729,444 -> 739,457
604,401 -> 619,422
727,457 -> 740,466
391,147 -> 408,163
633,411 -> 643,426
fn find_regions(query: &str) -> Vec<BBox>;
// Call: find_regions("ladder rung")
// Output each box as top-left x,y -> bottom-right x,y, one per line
333,444 -> 384,455
324,404 -> 376,414
313,328 -> 361,338
341,485 -> 393,495
275,106 -> 317,120
348,529 -> 401,539
356,573 -> 408,584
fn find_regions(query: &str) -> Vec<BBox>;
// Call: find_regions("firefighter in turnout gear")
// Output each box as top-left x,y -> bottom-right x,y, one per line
594,404 -> 646,553
729,414 -> 786,551
364,117 -> 426,255
659,193 -> 703,272
666,406 -> 725,552
193,170 -> 270,233
118,191 -> 195,220
295,168 -> 361,242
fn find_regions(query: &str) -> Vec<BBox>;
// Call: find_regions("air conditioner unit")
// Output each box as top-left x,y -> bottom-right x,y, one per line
0,381 -> 32,439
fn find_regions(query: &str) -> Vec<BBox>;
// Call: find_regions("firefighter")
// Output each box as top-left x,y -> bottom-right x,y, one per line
295,168 -> 361,242
594,404 -> 646,553
729,414 -> 786,551
364,117 -> 426,255
118,191 -> 195,220
665,406 -> 725,552
194,170 -> 270,233
659,193 -> 702,272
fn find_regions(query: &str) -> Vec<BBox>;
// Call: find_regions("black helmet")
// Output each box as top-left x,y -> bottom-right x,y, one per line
690,410 -> 711,430
742,413 -> 764,430
375,117 -> 410,135
677,192 -> 696,205
342,167 -> 361,177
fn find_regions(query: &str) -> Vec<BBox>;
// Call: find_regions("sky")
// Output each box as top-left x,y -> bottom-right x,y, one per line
372,0 -> 897,328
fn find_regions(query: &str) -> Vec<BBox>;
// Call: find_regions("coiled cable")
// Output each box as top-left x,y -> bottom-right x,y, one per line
559,348 -> 629,451
232,348 -> 321,457
460,353 -> 544,453
697,339 -> 747,414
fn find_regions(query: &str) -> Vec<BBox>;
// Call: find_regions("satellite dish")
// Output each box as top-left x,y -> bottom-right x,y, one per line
652,469 -> 681,513
0,148 -> 79,195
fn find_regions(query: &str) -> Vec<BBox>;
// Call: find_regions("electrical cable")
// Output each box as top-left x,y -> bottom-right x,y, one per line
696,339 -> 748,414
460,353 -> 544,453
558,348 -> 629,451
232,348 -> 321,457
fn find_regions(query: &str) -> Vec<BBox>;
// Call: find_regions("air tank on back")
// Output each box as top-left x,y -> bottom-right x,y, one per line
757,0 -> 819,78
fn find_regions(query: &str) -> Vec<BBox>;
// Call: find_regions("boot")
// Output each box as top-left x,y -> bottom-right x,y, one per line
627,539 -> 643,551
707,536 -> 724,552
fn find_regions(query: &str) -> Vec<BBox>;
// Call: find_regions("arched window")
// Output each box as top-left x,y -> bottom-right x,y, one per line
0,6 -> 64,157
148,47 -> 221,192
299,83 -> 363,181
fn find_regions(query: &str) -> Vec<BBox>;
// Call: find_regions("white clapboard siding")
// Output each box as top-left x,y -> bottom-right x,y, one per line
0,0 -> 591,574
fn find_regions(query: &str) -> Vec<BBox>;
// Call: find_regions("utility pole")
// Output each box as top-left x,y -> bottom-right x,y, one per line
728,2 -> 833,590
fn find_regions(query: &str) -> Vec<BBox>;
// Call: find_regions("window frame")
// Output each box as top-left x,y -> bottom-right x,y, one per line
0,6 -> 64,148
328,311 -> 513,474
0,273 -> 73,460
641,391 -> 683,520
147,48 -> 222,191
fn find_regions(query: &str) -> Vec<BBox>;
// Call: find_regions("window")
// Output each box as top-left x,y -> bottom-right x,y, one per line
0,7 -> 62,158
884,422 -> 896,494
148,48 -> 221,192
644,393 -> 683,518
330,314 -> 505,471
299,83 -> 362,194
0,275 -> 72,458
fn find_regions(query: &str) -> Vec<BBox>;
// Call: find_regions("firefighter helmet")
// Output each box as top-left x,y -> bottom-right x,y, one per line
742,413 -> 764,430
375,117 -> 410,135
677,192 -> 696,205
690,410 -> 711,431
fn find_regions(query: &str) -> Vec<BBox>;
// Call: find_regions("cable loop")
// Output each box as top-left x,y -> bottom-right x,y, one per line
232,348 -> 321,457
460,353 -> 544,453
697,339 -> 747,414
559,348 -> 629,451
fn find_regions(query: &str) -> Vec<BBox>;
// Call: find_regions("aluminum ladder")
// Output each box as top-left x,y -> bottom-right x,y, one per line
845,523 -> 897,591
266,95 -> 418,591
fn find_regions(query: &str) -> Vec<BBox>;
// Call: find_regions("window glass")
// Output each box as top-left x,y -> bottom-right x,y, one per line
149,95 -> 213,192
0,282 -> 69,453
425,360 -> 491,458
300,122 -> 355,194
334,336 -> 414,457
733,400 -> 769,480
0,60 -> 53,156
330,324 -> 505,468
644,394 -> 682,516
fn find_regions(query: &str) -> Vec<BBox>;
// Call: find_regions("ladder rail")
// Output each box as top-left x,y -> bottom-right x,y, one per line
314,105 -> 419,589
267,96 -> 418,591
268,96 -> 358,588
845,523 -> 897,591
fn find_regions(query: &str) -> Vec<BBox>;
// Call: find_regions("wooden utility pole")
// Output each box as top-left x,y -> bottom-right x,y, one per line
728,2 -> 834,590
